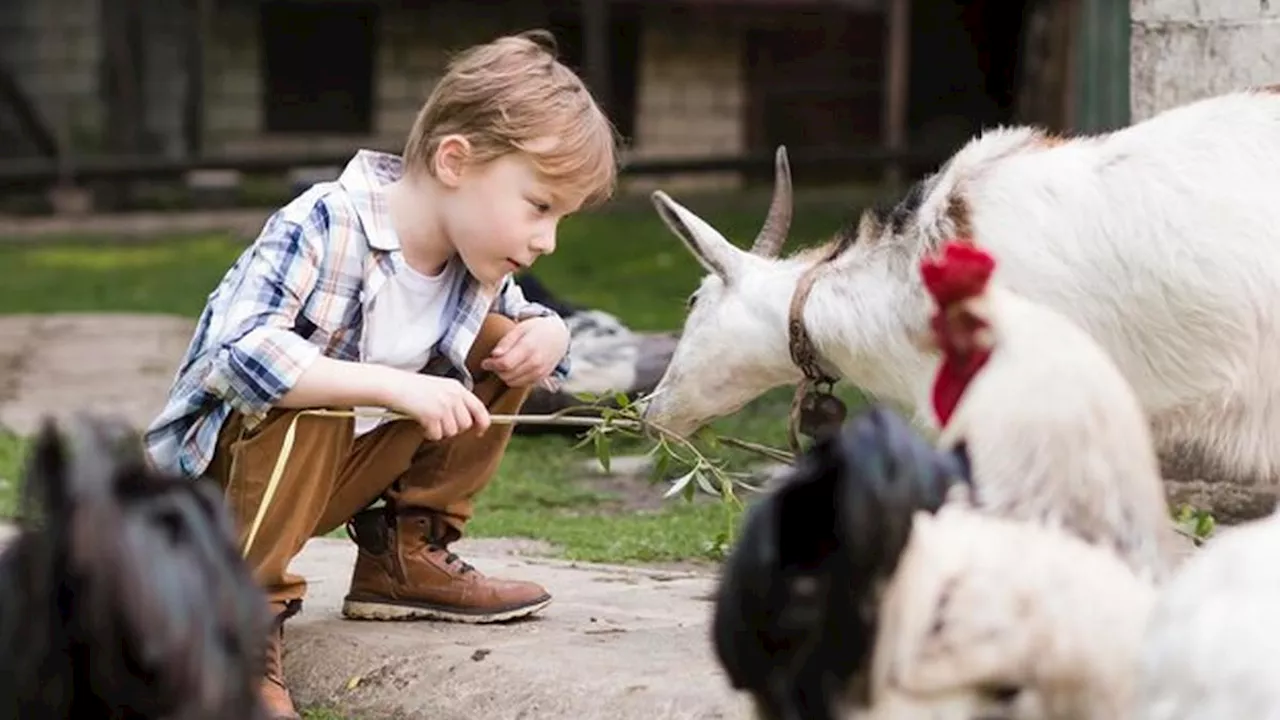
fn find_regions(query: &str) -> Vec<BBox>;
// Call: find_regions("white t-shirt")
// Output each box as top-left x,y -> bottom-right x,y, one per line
354,255 -> 461,436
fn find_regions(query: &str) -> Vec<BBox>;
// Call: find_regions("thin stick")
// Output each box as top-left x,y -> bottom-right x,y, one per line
239,406 -> 792,557
719,436 -> 796,464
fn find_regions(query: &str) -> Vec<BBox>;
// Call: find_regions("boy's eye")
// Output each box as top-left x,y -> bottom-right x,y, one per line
529,198 -> 551,213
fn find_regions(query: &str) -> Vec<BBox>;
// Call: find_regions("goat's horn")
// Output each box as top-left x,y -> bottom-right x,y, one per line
749,145 -> 793,258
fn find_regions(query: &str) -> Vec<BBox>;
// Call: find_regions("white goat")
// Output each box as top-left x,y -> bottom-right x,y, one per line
641,87 -> 1280,513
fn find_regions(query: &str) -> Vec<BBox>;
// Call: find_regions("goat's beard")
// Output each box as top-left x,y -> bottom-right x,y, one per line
0,414 -> 272,720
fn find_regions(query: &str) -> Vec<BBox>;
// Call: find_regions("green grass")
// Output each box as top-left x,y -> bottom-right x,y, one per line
0,185 -> 880,563
0,432 -> 23,517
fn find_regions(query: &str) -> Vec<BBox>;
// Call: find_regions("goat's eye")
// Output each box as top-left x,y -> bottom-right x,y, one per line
686,292 -> 698,309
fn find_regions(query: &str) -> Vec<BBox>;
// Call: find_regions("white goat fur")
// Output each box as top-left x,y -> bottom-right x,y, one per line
644,88 -> 1280,493
854,504 -> 1158,720
935,284 -> 1184,581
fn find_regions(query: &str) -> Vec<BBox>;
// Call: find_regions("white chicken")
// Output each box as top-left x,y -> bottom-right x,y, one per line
918,240 -> 1186,581
860,502 -> 1159,720
1133,507 -> 1280,720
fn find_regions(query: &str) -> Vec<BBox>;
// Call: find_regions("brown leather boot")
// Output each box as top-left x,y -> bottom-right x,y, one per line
261,599 -> 303,720
340,506 -> 552,623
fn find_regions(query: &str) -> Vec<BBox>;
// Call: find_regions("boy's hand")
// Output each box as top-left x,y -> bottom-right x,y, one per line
480,315 -> 570,388
392,373 -> 491,441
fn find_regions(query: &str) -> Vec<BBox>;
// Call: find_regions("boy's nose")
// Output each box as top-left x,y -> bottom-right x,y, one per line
531,230 -> 556,255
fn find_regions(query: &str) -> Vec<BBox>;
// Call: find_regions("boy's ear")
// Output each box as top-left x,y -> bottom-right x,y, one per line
434,134 -> 472,187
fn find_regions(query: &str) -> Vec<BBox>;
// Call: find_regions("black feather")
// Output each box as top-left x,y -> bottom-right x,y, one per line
711,405 -> 972,720
0,413 -> 271,719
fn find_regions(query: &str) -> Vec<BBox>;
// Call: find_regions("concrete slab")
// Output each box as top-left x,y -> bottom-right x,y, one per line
274,537 -> 743,719
0,522 -> 743,719
0,313 -> 193,435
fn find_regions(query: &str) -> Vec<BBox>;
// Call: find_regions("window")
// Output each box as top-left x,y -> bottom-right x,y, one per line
260,0 -> 377,134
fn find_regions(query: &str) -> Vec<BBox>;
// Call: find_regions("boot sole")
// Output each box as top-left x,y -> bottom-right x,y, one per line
340,594 -> 552,623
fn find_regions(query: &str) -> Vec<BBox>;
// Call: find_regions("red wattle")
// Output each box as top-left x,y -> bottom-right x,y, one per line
931,350 -> 991,426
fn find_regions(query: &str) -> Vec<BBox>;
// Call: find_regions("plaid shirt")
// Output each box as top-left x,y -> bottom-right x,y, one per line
143,149 -> 570,478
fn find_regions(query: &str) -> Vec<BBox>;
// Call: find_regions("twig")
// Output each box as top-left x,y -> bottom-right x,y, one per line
718,436 -> 796,464
240,402 -> 793,557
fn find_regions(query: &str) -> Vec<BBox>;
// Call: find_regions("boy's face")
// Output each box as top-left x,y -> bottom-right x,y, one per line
438,141 -> 583,289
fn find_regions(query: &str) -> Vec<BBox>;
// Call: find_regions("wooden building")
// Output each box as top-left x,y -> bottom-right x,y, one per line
0,0 -> 1131,194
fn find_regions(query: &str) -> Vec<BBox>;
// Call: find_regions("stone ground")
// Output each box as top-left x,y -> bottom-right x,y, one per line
0,311 -> 745,719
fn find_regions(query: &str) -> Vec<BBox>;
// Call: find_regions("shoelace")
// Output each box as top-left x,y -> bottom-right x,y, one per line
427,541 -> 475,574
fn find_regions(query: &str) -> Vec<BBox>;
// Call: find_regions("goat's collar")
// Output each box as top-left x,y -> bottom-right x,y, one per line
786,254 -> 847,452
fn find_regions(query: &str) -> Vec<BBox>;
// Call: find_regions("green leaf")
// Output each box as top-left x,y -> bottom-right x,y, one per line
614,391 -> 631,409
593,430 -> 611,474
651,449 -> 670,483
664,470 -> 698,499
682,477 -> 697,502
695,471 -> 720,497
1195,512 -> 1216,539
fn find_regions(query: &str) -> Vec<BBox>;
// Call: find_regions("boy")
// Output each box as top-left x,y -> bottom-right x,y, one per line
143,29 -> 618,719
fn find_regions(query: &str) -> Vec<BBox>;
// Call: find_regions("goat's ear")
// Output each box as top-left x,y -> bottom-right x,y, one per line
650,191 -> 744,278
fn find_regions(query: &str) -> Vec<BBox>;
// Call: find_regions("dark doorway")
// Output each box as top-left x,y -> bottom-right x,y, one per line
546,2 -> 642,144
907,0 -> 1050,165
260,0 -> 377,134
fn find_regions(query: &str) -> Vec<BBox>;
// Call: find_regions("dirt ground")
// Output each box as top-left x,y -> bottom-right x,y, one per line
0,313 -> 196,436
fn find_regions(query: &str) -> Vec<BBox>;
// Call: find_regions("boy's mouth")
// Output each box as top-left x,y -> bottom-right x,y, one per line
506,258 -> 527,271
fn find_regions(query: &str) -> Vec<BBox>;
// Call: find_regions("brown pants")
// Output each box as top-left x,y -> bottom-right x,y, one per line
204,314 -> 532,606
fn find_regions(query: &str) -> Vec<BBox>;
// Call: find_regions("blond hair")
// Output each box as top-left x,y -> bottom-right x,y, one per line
404,29 -> 619,209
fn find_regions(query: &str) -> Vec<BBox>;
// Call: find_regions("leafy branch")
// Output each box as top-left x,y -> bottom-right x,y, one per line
277,392 -> 793,506
559,391 -> 793,509
503,396 -> 1225,556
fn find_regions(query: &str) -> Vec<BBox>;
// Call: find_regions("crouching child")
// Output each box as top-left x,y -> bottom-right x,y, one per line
143,29 -> 618,719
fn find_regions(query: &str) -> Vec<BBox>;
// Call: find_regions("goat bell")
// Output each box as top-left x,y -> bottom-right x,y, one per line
799,390 -> 848,441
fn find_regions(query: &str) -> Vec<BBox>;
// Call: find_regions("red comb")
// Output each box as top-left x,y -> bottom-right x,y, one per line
920,241 -> 995,307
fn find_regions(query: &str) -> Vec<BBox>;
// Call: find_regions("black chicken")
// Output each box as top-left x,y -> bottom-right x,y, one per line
0,413 -> 271,719
711,405 -> 973,720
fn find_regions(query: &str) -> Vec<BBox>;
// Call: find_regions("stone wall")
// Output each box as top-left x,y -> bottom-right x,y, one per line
1131,0 -> 1280,121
